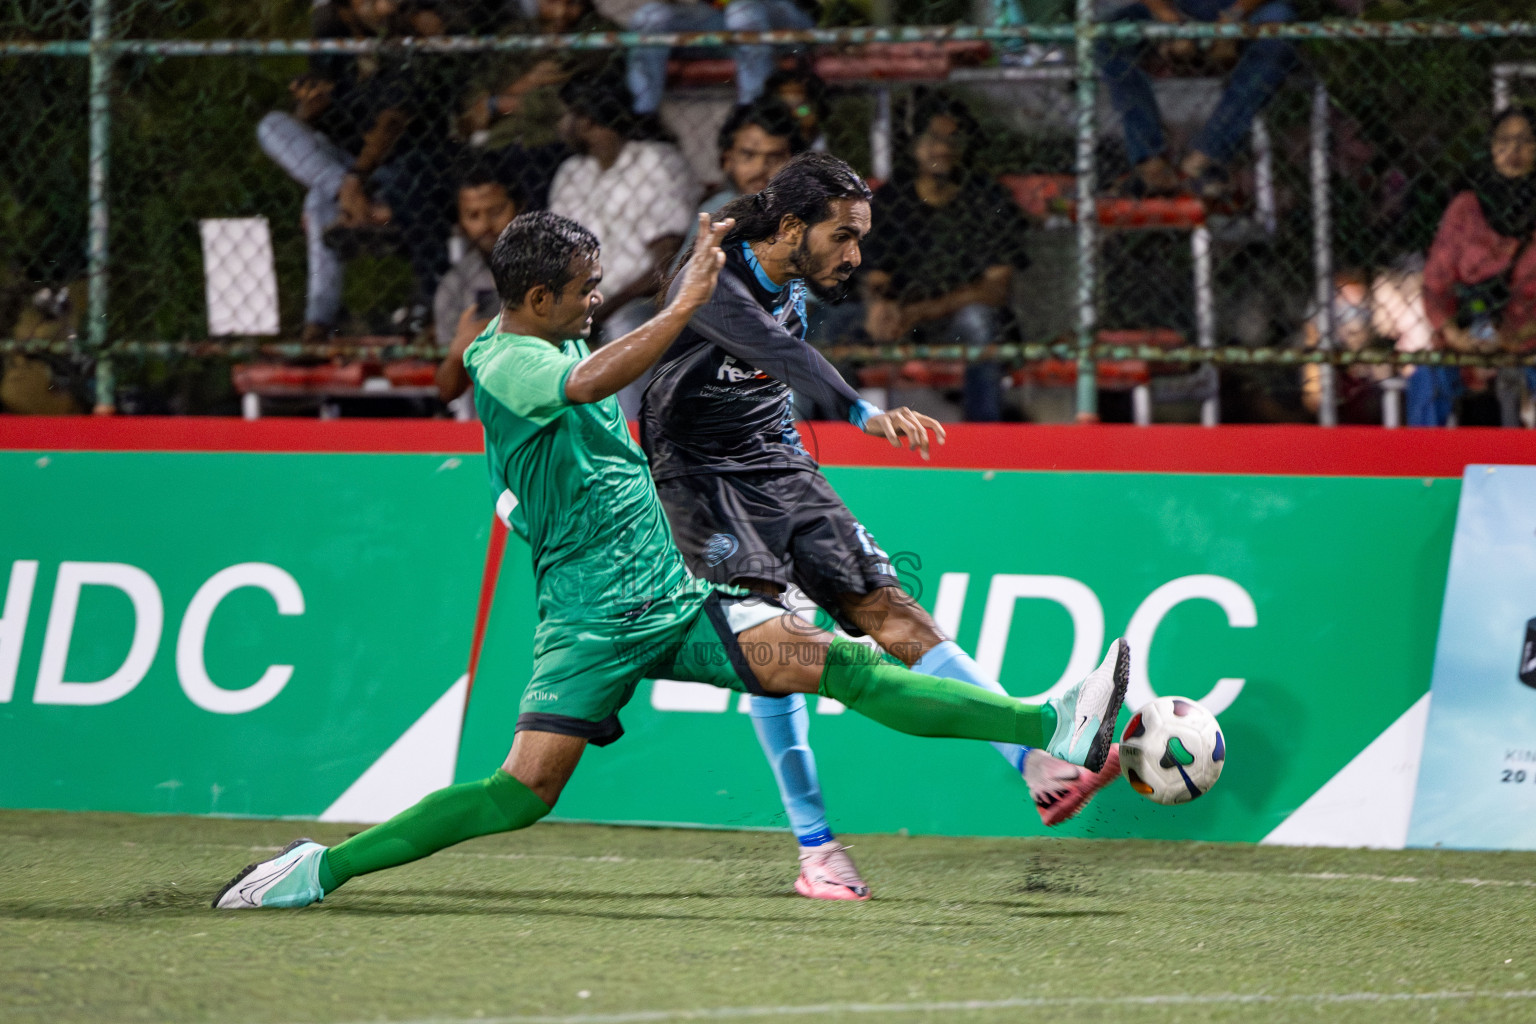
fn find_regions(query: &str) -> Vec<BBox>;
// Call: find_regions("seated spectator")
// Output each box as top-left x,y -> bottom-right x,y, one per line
680,97 -> 805,253
548,72 -> 700,416
457,0 -> 619,210
1416,106 -> 1536,427
434,168 -> 525,404
257,0 -> 462,341
1297,272 -> 1397,424
766,65 -> 830,153
626,0 -> 815,115
1097,0 -> 1296,199
856,95 -> 1030,422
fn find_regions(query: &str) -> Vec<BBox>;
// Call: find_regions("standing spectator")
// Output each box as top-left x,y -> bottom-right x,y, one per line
548,72 -> 699,416
858,96 -> 1030,421
257,0 -> 461,341
457,0 -> 619,210
680,98 -> 805,253
1416,106 -> 1536,427
434,168 -> 524,404
767,65 -> 830,152
626,0 -> 816,115
1097,0 -> 1296,199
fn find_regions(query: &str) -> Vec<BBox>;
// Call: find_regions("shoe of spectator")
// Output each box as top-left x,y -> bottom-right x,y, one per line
1111,157 -> 1181,199
1188,163 -> 1231,203
300,322 -> 334,345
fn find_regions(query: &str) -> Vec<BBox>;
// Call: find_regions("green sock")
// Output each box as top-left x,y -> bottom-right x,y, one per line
318,769 -> 550,893
819,638 -> 1055,748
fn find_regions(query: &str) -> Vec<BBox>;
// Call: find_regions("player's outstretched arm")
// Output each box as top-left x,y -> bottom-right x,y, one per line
861,408 -> 947,461
563,214 -> 733,405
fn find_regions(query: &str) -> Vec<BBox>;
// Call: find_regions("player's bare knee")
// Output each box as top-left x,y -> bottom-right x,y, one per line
839,586 -> 942,663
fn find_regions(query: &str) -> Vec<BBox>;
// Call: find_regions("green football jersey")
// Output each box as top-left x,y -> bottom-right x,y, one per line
465,325 -> 695,622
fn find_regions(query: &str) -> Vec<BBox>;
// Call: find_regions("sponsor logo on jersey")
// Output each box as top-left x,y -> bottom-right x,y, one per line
716,355 -> 768,383
703,533 -> 740,566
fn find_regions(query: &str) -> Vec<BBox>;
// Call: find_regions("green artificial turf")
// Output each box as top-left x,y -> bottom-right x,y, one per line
3,809 -> 1536,1024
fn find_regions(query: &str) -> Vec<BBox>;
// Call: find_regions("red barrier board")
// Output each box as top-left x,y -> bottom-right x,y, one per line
1,416 -> 1532,476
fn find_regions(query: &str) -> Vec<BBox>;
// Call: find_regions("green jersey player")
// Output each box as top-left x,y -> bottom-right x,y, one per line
213,211 -> 1129,910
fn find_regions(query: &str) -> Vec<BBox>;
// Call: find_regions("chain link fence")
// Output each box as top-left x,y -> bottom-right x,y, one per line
3,1 -> 1535,424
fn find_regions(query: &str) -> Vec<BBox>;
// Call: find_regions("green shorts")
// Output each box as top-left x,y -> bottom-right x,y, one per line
515,583 -> 785,746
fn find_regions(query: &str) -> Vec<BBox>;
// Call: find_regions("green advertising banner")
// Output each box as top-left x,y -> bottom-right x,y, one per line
0,444 -> 1465,846
0,451 -> 490,818
459,468 -> 1459,843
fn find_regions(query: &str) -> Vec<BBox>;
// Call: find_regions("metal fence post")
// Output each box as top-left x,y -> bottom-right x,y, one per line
1074,0 -> 1099,421
88,0 -> 115,413
1310,80 -> 1336,427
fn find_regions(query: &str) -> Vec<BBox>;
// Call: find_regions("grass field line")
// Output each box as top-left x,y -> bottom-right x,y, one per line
1137,867 -> 1536,888
326,989 -> 1536,1024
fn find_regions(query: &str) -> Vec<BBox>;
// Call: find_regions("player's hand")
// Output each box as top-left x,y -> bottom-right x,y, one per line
862,406 -> 947,460
673,213 -> 734,312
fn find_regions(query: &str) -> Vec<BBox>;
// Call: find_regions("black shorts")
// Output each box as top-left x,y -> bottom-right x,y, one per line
654,469 -> 901,637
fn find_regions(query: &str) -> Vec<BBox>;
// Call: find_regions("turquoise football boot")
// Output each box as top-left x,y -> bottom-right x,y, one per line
1045,638 -> 1130,773
213,838 -> 326,909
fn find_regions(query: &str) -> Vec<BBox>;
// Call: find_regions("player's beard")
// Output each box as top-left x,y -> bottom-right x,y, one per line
789,235 -> 855,303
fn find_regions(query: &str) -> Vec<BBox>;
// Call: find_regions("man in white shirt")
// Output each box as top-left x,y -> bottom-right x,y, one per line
548,73 -> 699,416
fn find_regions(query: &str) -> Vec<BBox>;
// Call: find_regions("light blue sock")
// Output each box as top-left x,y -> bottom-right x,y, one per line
748,693 -> 834,847
912,640 -> 1030,773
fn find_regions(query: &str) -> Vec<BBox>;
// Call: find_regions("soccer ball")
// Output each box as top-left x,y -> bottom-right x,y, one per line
1119,696 -> 1225,805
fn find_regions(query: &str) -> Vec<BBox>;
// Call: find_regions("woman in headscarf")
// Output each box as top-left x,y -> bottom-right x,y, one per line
1415,106 -> 1536,426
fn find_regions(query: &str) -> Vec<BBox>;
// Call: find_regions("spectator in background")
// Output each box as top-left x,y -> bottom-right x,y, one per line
858,95 -> 1030,421
1297,271 -> 1397,424
549,71 -> 699,416
626,0 -> 815,116
457,0 -> 619,210
257,0 -> 460,341
1097,0 -> 1296,199
1416,106 -> 1536,428
766,65 -> 830,152
680,98 -> 805,253
434,168 -> 524,404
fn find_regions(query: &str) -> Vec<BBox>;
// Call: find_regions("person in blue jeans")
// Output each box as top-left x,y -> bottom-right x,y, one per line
626,0 -> 816,115
1098,0 -> 1296,199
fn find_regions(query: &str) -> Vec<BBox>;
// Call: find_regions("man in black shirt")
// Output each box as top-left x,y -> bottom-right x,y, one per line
860,96 -> 1032,421
641,154 -> 1121,901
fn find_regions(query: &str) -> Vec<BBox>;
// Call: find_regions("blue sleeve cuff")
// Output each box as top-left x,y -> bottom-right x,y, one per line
850,399 -> 883,429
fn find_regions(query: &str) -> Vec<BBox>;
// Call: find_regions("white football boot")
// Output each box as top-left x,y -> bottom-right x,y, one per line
213,839 -> 327,909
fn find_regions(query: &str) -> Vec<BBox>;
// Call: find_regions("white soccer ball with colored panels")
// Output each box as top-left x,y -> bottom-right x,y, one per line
1119,696 -> 1225,805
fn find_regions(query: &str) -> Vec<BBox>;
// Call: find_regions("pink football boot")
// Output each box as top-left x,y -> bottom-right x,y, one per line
1025,744 -> 1122,826
794,841 -> 871,901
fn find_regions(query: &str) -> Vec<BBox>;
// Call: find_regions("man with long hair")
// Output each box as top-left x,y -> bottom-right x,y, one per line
641,154 -> 1123,901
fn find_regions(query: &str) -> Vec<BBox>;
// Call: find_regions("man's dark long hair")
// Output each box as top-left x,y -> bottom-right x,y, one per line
666,152 -> 871,298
